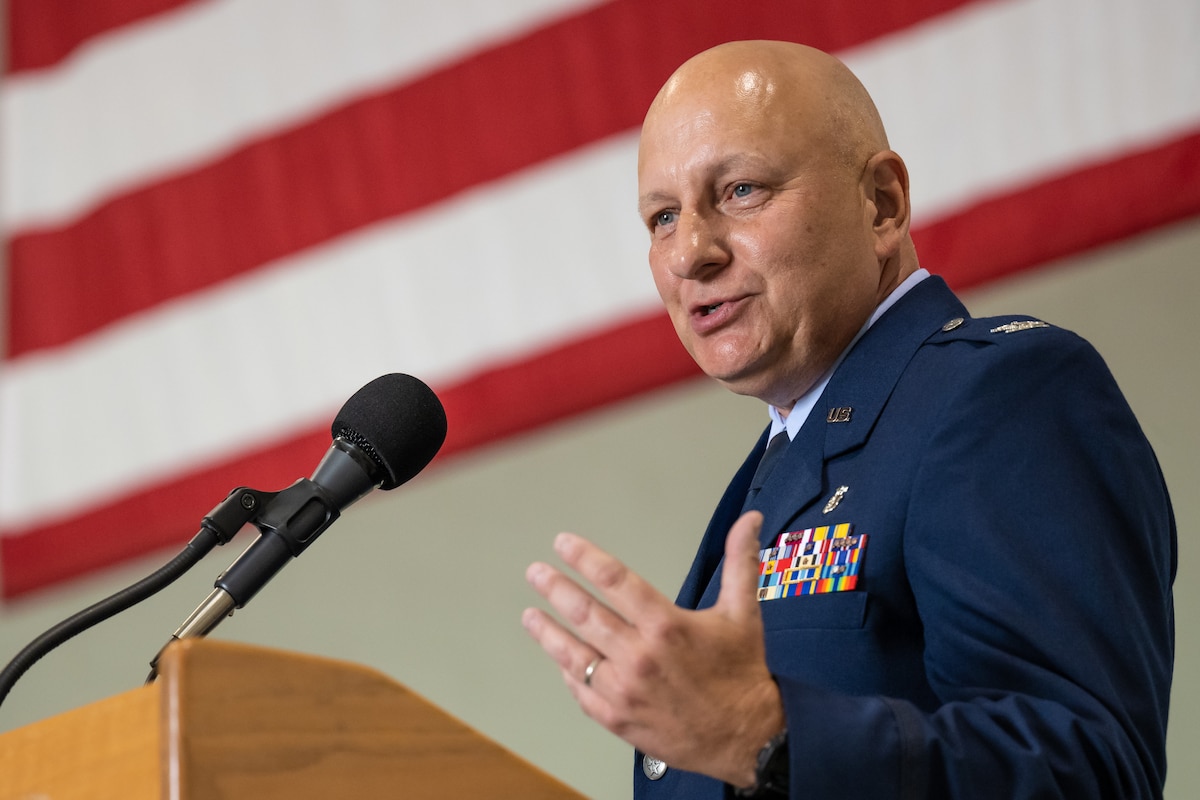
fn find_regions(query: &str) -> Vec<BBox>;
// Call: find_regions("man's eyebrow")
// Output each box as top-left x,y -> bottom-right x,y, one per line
637,191 -> 676,214
637,154 -> 776,213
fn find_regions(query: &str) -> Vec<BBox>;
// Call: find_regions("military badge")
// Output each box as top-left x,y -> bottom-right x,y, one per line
756,523 -> 866,600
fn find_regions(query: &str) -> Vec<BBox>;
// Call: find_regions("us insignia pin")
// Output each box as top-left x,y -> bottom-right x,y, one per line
827,406 -> 853,423
756,523 -> 867,600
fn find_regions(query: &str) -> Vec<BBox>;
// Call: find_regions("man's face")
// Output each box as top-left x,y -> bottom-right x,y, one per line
637,68 -> 886,410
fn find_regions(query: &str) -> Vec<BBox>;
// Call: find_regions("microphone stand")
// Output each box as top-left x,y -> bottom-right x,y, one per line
144,474 -> 346,681
0,487 -> 272,711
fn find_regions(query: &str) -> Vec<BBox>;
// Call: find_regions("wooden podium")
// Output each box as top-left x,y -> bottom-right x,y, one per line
0,639 -> 586,799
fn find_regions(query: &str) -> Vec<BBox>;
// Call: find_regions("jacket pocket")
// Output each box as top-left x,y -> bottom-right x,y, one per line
759,590 -> 868,631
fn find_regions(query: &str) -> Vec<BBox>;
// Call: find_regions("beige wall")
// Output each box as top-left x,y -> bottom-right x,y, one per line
1,217 -> 1197,798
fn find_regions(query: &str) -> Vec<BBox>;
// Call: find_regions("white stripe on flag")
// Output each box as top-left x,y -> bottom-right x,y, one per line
842,0 -> 1200,225
0,133 -> 647,528
1,0 -> 606,232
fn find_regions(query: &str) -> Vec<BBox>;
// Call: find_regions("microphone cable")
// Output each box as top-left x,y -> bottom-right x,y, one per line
0,512 -> 236,710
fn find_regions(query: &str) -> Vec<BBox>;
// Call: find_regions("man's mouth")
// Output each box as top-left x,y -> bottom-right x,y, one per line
700,302 -> 724,316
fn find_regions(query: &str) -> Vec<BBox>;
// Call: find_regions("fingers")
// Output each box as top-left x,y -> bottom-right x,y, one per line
552,532 -> 671,624
715,511 -> 764,617
523,532 -> 676,704
521,609 -> 623,738
522,546 -> 647,707
524,554 -> 634,657
520,604 -> 600,682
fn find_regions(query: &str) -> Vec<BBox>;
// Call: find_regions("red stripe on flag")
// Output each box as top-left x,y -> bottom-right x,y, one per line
440,310 -> 700,456
0,310 -> 698,598
915,131 -> 1200,288
6,0 -> 972,359
0,429 -> 329,601
5,0 -> 200,74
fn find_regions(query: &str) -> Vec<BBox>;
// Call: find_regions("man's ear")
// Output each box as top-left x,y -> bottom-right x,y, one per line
865,149 -> 911,260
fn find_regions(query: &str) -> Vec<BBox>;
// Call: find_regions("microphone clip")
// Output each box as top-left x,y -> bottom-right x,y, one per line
214,478 -> 341,608
147,479 -> 341,677
201,486 -> 279,547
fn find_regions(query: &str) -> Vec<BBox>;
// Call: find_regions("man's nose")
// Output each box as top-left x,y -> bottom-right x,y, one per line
670,211 -> 730,279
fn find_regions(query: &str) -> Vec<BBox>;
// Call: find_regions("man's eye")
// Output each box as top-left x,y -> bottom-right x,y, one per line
654,210 -> 677,228
732,183 -> 754,198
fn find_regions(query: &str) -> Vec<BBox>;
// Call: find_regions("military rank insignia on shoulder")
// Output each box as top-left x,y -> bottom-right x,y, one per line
756,523 -> 866,600
989,319 -> 1049,334
934,315 -> 1057,345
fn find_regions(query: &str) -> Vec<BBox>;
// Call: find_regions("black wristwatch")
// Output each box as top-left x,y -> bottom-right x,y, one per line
734,729 -> 788,798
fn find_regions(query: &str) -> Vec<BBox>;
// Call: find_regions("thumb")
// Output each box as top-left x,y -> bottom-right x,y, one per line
716,511 -> 765,617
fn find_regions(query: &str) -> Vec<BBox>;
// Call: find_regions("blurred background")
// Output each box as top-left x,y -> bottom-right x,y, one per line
1,1 -> 1197,797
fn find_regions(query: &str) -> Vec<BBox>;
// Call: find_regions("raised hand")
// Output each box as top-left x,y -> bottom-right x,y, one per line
522,511 -> 784,787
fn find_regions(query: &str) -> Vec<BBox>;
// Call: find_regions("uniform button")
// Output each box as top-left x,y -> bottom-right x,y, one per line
643,754 -> 668,780
941,317 -> 964,332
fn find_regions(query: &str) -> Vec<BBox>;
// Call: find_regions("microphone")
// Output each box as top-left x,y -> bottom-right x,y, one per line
162,373 -> 447,647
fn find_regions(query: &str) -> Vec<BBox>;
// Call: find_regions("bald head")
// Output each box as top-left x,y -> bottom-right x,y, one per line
642,41 -> 889,175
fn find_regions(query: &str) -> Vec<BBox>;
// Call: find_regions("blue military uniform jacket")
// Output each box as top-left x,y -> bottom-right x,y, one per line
634,276 -> 1176,799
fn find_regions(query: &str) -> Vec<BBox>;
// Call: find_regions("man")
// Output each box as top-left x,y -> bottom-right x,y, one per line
522,40 -> 1175,799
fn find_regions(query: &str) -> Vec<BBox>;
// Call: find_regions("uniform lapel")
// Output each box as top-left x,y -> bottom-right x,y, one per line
820,278 -> 966,461
684,277 -> 968,610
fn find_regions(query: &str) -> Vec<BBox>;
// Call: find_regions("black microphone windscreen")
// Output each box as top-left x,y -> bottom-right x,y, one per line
331,373 -> 447,490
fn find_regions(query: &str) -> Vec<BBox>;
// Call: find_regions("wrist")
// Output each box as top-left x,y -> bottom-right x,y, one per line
734,727 -> 789,798
727,677 -> 786,792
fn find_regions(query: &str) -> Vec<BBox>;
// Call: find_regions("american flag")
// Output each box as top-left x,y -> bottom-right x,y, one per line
3,0 -> 1198,601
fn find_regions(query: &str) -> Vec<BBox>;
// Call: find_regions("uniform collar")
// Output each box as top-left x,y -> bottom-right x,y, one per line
769,268 -> 931,441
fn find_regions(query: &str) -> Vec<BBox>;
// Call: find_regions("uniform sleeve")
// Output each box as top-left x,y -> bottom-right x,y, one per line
776,329 -> 1176,800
